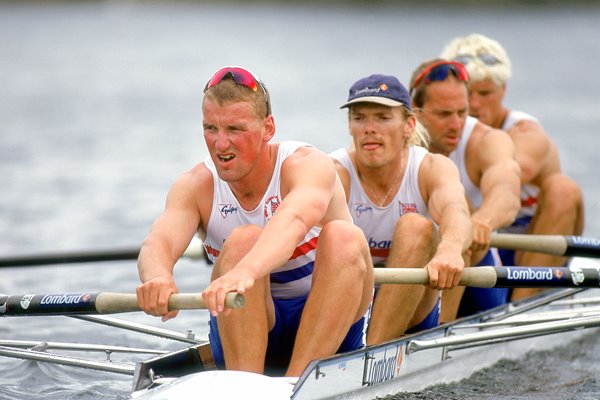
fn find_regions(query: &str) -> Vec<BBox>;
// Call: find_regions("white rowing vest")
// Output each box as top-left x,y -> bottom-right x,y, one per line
330,146 -> 432,265
203,141 -> 320,299
502,110 -> 541,221
449,116 -> 483,209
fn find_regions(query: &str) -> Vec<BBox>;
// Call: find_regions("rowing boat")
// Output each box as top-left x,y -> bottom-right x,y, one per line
130,260 -> 600,399
2,256 -> 600,399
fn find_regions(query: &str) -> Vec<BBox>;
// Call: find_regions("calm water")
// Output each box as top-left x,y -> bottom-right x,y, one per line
1,2 -> 600,399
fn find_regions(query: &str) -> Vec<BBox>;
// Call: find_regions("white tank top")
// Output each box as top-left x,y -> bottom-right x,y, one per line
330,146 -> 432,265
449,116 -> 483,209
502,110 -> 540,220
203,141 -> 321,299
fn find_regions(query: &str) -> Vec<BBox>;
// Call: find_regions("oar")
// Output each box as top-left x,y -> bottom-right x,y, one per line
375,266 -> 600,288
0,236 -> 207,268
0,292 -> 244,316
491,233 -> 600,258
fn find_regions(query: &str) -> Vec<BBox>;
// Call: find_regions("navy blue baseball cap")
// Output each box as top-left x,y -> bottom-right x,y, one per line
340,74 -> 412,111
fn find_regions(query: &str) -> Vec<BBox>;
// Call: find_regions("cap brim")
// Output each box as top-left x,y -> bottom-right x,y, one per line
340,96 -> 406,109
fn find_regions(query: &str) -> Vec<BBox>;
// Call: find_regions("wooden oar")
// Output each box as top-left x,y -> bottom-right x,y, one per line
375,266 -> 600,288
0,292 -> 244,316
491,233 -> 600,258
0,236 -> 207,268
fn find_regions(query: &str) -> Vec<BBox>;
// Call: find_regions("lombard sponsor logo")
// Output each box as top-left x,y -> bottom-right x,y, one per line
219,204 -> 238,219
40,293 -> 91,306
571,236 -> 600,247
353,203 -> 373,217
506,267 -> 554,281
368,237 -> 391,251
354,84 -> 388,96
363,344 -> 403,386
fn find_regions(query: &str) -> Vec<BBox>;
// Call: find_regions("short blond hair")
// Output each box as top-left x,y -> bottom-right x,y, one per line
441,33 -> 511,85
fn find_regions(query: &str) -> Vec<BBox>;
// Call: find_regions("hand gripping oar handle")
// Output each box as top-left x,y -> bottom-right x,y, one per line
374,267 -> 498,287
374,266 -> 600,288
0,292 -> 244,317
490,233 -> 600,258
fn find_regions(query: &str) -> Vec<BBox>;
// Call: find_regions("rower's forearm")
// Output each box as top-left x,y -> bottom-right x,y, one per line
137,238 -> 177,283
437,203 -> 473,253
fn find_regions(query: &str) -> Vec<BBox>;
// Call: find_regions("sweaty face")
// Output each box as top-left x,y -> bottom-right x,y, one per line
418,77 -> 469,156
202,98 -> 270,182
348,103 -> 409,168
468,78 -> 505,127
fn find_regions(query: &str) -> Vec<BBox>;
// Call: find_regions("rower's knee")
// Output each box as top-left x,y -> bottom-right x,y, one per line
540,174 -> 583,216
395,213 -> 436,248
319,220 -> 370,276
213,225 -> 262,277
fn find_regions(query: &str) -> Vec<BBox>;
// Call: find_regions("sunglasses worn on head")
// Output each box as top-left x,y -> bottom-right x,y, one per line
453,53 -> 502,66
412,61 -> 469,93
204,67 -> 271,116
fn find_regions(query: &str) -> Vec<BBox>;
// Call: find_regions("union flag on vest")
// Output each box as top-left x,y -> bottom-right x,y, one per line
399,201 -> 418,215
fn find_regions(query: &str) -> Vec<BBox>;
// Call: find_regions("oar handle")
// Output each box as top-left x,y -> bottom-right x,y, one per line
0,292 -> 244,317
374,267 -> 498,287
490,233 -> 600,258
375,266 -> 600,288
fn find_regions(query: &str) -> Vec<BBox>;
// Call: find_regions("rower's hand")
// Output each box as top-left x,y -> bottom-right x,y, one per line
202,267 -> 255,317
136,276 -> 179,322
470,218 -> 492,253
425,246 -> 465,289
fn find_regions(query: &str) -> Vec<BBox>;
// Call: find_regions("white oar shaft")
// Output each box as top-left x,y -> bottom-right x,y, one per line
374,267 -> 498,288
95,292 -> 244,314
491,233 -> 567,256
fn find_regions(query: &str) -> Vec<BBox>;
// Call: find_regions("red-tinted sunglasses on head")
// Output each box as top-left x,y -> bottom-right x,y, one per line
412,61 -> 469,93
204,67 -> 271,116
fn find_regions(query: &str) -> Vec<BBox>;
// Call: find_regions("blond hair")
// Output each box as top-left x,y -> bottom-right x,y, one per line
402,106 -> 430,148
203,78 -> 270,119
441,33 -> 511,85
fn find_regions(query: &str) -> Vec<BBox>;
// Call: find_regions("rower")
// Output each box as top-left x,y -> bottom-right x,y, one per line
331,73 -> 472,344
409,59 -> 521,320
136,66 -> 374,377
441,33 -> 585,301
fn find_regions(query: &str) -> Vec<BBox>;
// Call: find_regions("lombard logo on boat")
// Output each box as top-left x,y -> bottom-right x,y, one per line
218,204 -> 238,219
363,344 -> 403,386
506,267 -> 555,281
571,236 -> 600,247
353,203 -> 373,217
40,293 -> 91,306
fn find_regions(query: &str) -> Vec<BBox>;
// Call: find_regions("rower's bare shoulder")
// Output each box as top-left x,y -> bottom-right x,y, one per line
175,162 -> 213,188
474,122 -> 514,152
285,145 -> 334,171
420,152 -> 461,185
508,119 -> 553,150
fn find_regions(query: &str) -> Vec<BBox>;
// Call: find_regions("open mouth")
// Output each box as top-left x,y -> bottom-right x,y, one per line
217,154 -> 235,162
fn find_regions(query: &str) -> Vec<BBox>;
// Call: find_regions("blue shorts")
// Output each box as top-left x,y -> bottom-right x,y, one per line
498,216 -> 532,267
208,294 -> 366,376
457,248 -> 509,318
405,297 -> 440,334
